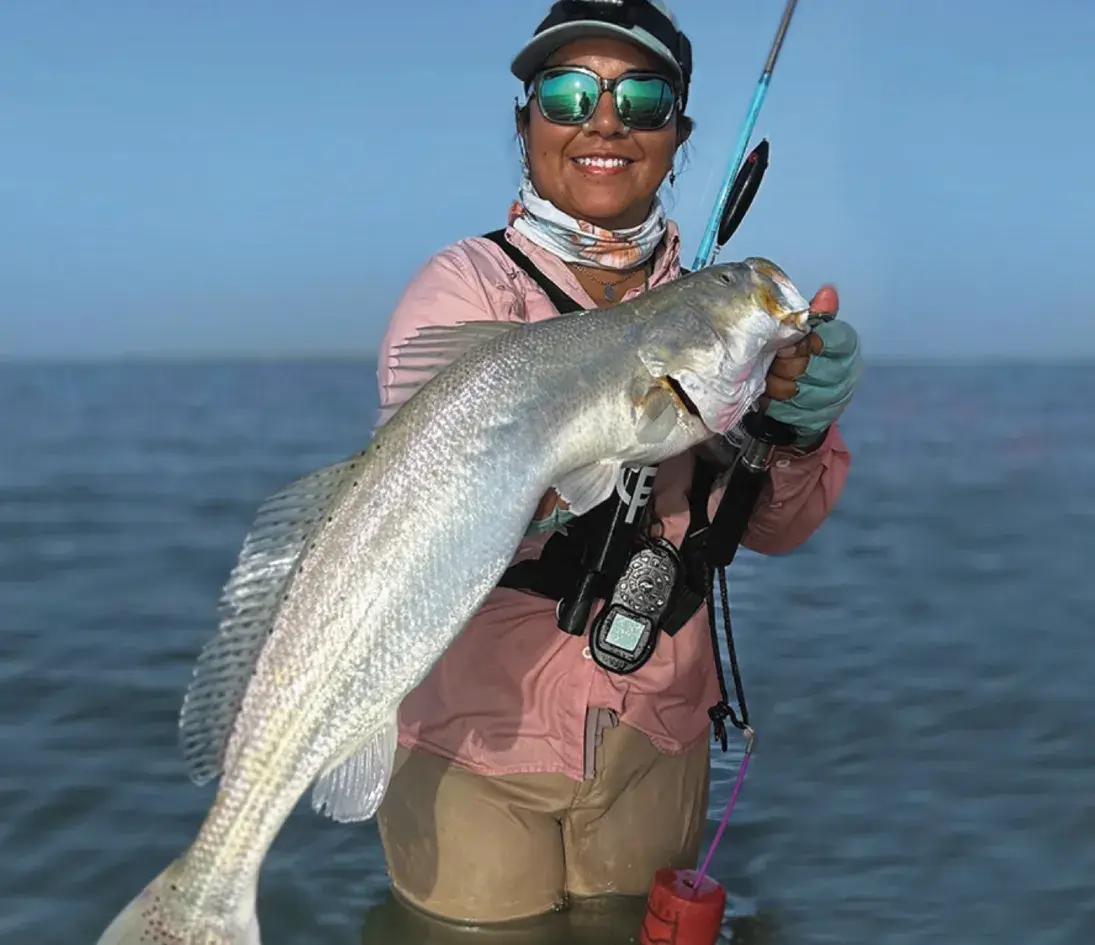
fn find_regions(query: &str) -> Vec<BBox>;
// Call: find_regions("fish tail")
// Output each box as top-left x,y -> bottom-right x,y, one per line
96,858 -> 260,945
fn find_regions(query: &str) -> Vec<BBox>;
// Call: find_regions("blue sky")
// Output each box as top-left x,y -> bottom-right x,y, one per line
1,0 -> 1091,360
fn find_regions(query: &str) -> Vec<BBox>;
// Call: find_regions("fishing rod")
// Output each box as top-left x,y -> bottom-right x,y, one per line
692,0 -> 801,271
679,0 -> 806,569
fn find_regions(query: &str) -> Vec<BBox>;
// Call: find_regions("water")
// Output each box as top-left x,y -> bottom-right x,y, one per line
2,360 -> 1093,945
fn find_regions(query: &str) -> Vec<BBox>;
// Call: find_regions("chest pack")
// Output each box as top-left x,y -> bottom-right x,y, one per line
480,228 -> 780,750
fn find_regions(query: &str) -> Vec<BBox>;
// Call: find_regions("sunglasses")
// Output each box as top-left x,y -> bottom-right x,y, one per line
531,66 -> 679,131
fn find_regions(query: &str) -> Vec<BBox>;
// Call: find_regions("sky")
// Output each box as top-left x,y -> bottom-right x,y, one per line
1,0 -> 1092,361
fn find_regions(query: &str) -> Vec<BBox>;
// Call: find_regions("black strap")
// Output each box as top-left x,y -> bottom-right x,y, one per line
702,562 -> 750,752
485,224 -> 716,631
659,455 -> 716,637
486,227 -> 618,599
686,460 -> 751,751
496,508 -> 610,597
482,225 -> 749,751
482,229 -> 586,316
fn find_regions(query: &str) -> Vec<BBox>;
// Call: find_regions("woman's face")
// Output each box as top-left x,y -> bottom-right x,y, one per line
524,37 -> 684,231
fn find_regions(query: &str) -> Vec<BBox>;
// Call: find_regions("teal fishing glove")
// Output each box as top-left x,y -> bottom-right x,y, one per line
766,319 -> 864,447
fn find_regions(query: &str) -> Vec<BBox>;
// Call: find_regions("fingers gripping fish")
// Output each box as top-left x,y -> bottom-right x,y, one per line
96,258 -> 827,945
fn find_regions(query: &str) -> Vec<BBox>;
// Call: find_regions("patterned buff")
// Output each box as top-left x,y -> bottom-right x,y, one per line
508,175 -> 667,271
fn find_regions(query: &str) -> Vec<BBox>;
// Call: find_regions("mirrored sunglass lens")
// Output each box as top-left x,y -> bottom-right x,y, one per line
538,71 -> 599,123
615,76 -> 675,128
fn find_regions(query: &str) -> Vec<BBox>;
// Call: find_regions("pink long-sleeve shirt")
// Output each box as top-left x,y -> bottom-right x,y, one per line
376,222 -> 851,781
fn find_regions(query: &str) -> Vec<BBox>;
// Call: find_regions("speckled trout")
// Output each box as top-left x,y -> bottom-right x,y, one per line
96,257 -> 827,944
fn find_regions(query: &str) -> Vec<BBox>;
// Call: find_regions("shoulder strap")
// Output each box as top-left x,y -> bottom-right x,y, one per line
659,455 -> 717,637
481,229 -> 586,316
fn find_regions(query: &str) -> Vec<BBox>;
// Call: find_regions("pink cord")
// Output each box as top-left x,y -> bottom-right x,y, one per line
691,728 -> 755,892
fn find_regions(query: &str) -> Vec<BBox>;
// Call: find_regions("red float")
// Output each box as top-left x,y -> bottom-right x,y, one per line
639,867 -> 726,945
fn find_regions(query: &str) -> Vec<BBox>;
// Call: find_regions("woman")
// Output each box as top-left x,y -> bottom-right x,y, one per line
373,0 -> 863,925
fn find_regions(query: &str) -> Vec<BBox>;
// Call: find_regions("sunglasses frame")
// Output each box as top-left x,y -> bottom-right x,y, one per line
530,65 -> 680,131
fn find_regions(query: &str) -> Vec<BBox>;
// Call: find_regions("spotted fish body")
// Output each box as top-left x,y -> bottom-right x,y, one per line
96,258 -> 821,944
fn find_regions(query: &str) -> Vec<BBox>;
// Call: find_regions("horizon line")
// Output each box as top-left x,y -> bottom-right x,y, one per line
2,352 -> 1093,367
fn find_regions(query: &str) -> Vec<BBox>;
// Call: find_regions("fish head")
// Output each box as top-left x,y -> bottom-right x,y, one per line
701,256 -> 829,340
634,258 -> 824,436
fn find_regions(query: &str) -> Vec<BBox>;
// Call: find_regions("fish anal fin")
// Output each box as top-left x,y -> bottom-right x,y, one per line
311,712 -> 399,823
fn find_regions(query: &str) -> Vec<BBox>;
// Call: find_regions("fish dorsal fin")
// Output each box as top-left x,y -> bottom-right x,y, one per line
178,454 -> 362,785
375,320 -> 521,429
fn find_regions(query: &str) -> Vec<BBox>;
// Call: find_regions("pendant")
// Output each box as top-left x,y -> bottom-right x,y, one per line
603,283 -> 616,302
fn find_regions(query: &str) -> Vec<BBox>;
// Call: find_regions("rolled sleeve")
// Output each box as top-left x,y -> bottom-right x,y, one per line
738,424 -> 851,555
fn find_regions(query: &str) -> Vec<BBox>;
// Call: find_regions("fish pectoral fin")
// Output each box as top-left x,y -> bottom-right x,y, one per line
375,320 -> 522,430
553,461 -> 620,517
311,711 -> 399,824
178,454 -> 363,787
634,381 -> 681,444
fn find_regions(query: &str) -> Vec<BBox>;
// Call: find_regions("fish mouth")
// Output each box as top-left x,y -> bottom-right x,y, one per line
743,256 -> 819,332
806,308 -> 836,328
781,305 -> 836,333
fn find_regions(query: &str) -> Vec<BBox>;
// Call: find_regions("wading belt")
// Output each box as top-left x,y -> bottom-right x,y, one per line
481,227 -> 752,751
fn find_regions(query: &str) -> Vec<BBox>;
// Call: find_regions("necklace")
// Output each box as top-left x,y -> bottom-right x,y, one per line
572,260 -> 651,303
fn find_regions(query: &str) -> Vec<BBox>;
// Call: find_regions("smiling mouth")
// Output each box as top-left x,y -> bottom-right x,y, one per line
572,156 -> 634,170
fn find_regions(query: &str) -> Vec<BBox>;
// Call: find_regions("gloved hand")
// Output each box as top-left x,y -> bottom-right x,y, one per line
763,285 -> 864,447
526,502 -> 577,537
525,490 -> 576,537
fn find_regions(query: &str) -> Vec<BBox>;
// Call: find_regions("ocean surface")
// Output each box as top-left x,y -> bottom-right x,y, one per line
2,360 -> 1093,945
